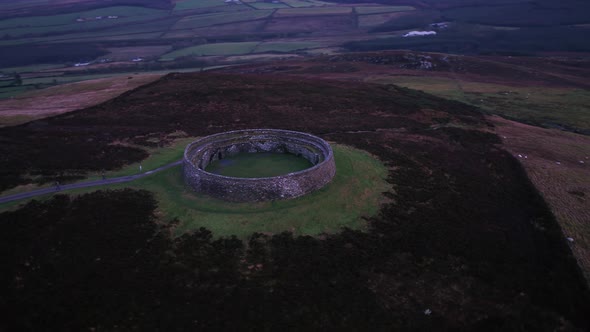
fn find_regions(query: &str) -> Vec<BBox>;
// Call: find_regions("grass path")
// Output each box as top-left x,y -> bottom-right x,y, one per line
0,161 -> 182,205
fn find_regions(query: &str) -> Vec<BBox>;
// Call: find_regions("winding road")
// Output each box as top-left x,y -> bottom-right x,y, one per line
0,160 -> 183,205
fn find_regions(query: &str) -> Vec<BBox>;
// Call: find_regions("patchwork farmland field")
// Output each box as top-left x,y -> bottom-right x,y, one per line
3,0 -> 586,86
249,2 -> 289,9
162,20 -> 264,38
253,41 -> 319,52
0,0 -> 379,72
2,0 -> 400,100
160,42 -> 260,60
281,0 -> 326,7
173,0 -> 227,10
170,9 -> 271,30
160,41 -> 319,60
1,0 -> 589,130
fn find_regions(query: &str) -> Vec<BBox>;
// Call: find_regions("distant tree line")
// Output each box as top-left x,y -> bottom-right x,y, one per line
0,43 -> 109,68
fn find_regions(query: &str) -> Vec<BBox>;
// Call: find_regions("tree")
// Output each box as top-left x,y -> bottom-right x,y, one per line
12,73 -> 22,86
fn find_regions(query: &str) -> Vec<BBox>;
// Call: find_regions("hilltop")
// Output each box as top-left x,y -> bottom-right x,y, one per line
1,71 -> 589,330
1,1 -> 589,329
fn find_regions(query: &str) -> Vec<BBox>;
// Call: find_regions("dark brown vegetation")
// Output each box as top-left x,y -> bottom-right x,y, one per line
221,51 -> 590,133
1,72 -> 589,330
228,51 -> 590,89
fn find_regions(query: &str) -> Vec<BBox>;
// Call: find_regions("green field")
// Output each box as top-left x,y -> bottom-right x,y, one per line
0,85 -> 32,99
21,73 -> 127,86
1,142 -> 390,239
1,63 -> 65,73
160,41 -> 319,60
275,6 -> 352,16
205,152 -> 313,177
280,0 -> 319,7
253,41 -> 319,52
0,6 -> 166,30
39,17 -> 179,43
171,10 -> 270,30
160,42 -> 260,60
0,1 -> 270,44
173,0 -> 229,11
47,31 -> 166,44
0,0 -> 421,67
354,5 -> 415,15
249,2 -> 289,9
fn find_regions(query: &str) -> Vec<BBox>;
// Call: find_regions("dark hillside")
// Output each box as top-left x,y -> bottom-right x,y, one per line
0,72 -> 478,191
1,72 -> 589,330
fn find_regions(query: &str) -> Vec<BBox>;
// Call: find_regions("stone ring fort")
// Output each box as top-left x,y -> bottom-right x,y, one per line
183,129 -> 336,202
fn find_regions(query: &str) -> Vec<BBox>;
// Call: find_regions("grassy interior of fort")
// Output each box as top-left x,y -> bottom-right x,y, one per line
205,152 -> 313,178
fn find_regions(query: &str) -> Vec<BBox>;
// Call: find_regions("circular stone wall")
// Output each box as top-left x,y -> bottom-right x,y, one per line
183,129 -> 336,202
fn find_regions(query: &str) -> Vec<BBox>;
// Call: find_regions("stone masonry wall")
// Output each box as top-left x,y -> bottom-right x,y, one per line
183,129 -> 336,202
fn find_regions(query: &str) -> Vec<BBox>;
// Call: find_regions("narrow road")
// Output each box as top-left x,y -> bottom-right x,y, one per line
0,160 -> 183,205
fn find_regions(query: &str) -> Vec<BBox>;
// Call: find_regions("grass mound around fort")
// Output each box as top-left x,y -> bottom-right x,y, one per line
148,144 -> 389,238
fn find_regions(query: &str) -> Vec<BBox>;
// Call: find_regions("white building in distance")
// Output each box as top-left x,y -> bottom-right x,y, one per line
403,31 -> 437,38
